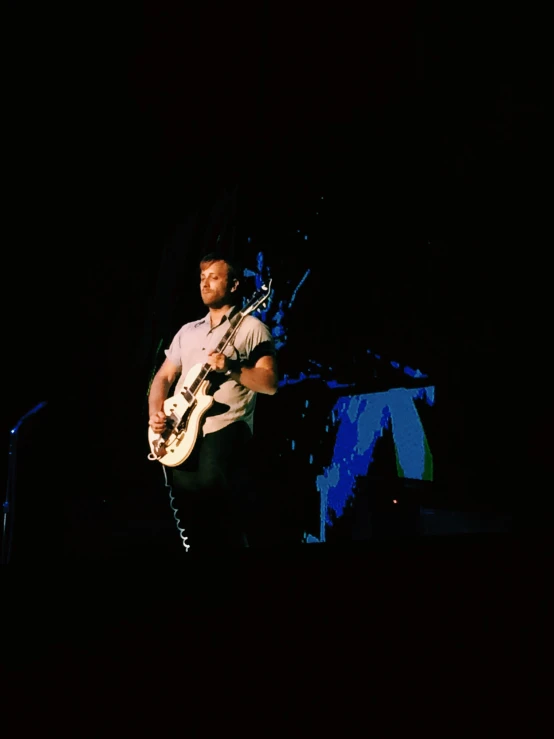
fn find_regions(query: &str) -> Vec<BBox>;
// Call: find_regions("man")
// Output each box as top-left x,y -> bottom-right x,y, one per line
148,252 -> 278,552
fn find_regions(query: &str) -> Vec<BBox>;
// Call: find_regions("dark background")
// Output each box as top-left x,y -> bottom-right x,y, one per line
1,0 -> 552,722
1,7 -> 551,541
5,2 -> 550,531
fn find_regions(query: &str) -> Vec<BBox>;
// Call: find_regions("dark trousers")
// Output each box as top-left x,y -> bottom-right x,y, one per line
170,421 -> 252,553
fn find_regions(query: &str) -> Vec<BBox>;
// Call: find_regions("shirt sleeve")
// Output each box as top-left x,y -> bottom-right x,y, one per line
164,328 -> 184,371
240,317 -> 276,367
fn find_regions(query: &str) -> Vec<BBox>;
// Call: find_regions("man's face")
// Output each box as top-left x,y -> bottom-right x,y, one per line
200,260 -> 237,308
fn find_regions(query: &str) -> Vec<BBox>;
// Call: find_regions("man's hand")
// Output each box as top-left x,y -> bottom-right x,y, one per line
207,352 -> 230,373
149,410 -> 168,434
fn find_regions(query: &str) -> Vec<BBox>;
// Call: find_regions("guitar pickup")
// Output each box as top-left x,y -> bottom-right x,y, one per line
182,388 -> 194,404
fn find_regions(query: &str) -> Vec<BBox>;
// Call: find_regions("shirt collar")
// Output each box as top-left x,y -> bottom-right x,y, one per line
204,305 -> 238,332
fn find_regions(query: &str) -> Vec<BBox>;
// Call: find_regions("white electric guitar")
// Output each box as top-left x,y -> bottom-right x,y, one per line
147,280 -> 273,467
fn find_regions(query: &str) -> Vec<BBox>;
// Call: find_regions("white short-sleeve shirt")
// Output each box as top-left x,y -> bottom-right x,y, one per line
164,307 -> 275,436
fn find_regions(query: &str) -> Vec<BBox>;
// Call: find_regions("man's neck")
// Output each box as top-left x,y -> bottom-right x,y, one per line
209,304 -> 234,328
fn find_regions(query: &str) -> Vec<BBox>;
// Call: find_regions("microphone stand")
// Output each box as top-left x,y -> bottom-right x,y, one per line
1,402 -> 47,565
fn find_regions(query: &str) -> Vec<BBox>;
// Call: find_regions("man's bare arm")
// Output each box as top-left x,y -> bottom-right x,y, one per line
207,352 -> 278,395
233,354 -> 278,395
148,358 -> 180,424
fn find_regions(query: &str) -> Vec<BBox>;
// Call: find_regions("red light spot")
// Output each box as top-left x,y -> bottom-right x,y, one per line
393,499 -> 398,504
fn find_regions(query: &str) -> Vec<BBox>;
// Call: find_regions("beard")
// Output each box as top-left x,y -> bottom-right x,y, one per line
201,290 -> 233,308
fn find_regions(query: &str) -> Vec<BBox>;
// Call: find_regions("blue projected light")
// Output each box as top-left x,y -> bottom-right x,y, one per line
404,366 -> 427,379
315,387 -> 434,541
240,246 -> 434,546
288,269 -> 310,310
243,251 -> 310,351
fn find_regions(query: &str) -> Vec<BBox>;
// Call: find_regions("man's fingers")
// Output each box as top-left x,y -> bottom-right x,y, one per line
149,412 -> 167,432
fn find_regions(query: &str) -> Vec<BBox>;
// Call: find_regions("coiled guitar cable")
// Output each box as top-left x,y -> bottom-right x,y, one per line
161,465 -> 190,553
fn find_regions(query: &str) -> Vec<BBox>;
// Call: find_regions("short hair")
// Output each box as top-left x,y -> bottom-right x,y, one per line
199,251 -> 241,285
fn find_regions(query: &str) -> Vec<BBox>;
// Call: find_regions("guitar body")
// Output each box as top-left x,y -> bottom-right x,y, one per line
148,363 -> 214,467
